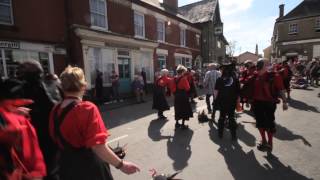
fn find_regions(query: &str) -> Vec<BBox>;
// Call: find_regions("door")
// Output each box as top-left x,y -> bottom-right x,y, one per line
118,57 -> 131,93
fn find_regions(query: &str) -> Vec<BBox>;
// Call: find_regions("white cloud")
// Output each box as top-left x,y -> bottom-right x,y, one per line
220,0 -> 254,15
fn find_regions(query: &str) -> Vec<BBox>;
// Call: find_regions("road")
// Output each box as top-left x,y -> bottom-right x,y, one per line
101,87 -> 320,180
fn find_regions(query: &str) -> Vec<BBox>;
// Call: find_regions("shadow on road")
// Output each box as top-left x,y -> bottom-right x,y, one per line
167,128 -> 193,171
288,98 -> 319,113
148,119 -> 171,141
274,124 -> 312,147
208,121 -> 313,180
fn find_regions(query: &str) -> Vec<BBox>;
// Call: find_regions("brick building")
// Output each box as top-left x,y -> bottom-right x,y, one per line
179,0 -> 228,65
271,0 -> 320,63
0,0 -> 67,79
237,51 -> 260,64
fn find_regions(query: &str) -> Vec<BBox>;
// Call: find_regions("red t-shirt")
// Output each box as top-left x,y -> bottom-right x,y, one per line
156,76 -> 172,87
0,103 -> 46,178
171,76 -> 190,93
253,72 -> 284,102
49,101 -> 109,149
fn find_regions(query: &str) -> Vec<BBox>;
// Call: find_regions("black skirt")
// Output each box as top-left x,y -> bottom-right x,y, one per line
152,86 -> 170,111
174,90 -> 193,120
252,101 -> 277,131
58,148 -> 113,180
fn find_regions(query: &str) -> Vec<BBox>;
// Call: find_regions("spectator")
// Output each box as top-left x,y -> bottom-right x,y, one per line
95,71 -> 103,103
132,75 -> 145,103
110,71 -> 120,102
141,68 -> 148,94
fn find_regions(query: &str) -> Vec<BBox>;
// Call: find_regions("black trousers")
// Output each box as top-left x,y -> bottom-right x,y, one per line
218,108 -> 237,134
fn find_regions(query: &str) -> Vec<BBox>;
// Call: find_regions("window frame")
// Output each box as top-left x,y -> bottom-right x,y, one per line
89,0 -> 108,30
134,11 -> 145,38
0,0 -> 14,25
157,55 -> 166,69
180,29 -> 186,47
157,19 -> 165,42
288,23 -> 298,35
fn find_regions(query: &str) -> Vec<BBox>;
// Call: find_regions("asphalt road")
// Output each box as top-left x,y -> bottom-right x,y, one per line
101,87 -> 320,180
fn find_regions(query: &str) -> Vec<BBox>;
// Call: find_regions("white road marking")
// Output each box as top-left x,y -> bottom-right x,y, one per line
107,134 -> 129,144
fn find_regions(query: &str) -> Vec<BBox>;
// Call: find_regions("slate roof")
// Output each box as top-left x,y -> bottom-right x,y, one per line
178,0 -> 217,23
278,0 -> 320,22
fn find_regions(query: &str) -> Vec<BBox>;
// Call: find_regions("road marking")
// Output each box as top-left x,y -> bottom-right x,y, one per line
107,134 -> 129,144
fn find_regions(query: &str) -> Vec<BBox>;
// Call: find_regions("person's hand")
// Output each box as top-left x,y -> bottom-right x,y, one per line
282,102 -> 288,111
120,161 -> 140,175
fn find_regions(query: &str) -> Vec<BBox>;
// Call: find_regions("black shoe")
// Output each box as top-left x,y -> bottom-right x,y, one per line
159,115 -> 167,119
181,124 -> 189,130
175,123 -> 181,129
257,141 -> 268,152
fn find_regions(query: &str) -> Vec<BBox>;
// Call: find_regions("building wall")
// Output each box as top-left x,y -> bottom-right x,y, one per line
238,52 -> 259,64
108,0 -> 134,36
277,16 -> 320,42
0,0 -> 66,43
274,16 -> 320,61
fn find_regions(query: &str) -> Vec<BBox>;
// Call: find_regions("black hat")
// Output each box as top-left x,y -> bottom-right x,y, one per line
0,79 -> 24,101
221,61 -> 232,67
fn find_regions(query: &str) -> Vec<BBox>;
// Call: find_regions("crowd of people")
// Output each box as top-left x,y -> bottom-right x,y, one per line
0,56 -> 318,179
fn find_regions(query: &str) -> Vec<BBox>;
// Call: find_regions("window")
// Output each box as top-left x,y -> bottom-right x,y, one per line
90,0 -> 107,29
196,34 -> 200,46
0,50 -> 50,78
175,57 -> 191,68
88,47 -> 115,86
289,23 -> 298,34
0,0 -> 13,25
217,40 -> 221,48
157,20 -> 165,42
180,29 -> 186,47
158,55 -> 166,69
316,17 -> 320,31
134,12 -> 145,38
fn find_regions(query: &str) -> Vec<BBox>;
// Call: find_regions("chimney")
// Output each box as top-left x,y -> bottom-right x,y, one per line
163,0 -> 178,11
279,4 -> 284,18
255,44 -> 259,55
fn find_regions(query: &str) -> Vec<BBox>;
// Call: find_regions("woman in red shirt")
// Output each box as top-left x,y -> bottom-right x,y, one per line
152,69 -> 172,119
172,65 -> 193,129
49,66 -> 139,180
0,79 -> 46,180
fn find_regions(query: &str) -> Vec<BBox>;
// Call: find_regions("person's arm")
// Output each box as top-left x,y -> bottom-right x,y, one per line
92,144 -> 140,174
275,75 -> 288,110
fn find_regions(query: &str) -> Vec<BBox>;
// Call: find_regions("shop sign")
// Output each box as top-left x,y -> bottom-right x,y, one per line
0,41 -> 20,49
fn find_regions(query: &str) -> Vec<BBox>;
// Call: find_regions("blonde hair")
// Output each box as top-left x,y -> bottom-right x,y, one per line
60,66 -> 87,93
176,64 -> 187,74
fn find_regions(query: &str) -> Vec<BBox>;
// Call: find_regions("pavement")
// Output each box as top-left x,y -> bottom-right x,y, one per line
100,87 -> 320,180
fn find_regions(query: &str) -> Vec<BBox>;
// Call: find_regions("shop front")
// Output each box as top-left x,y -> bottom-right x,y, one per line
75,28 -> 158,94
0,40 -> 60,79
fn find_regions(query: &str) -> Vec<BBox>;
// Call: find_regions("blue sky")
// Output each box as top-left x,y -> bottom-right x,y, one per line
178,0 -> 303,55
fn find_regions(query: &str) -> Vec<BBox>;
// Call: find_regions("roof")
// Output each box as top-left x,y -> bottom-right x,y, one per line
139,0 -> 194,24
278,0 -> 320,22
178,0 -> 217,23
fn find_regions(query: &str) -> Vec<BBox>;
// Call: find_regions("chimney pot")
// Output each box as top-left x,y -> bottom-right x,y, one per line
163,0 -> 178,11
279,4 -> 285,18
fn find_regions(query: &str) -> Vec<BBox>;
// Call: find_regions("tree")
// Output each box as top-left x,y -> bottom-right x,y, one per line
226,40 -> 237,57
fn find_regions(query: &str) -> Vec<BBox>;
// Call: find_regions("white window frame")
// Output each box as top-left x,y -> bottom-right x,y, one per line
157,19 -> 165,42
316,17 -> 320,31
0,0 -> 14,25
134,11 -> 145,38
157,55 -> 166,69
288,23 -> 298,34
180,29 -> 186,47
89,0 -> 108,30
175,56 -> 191,68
